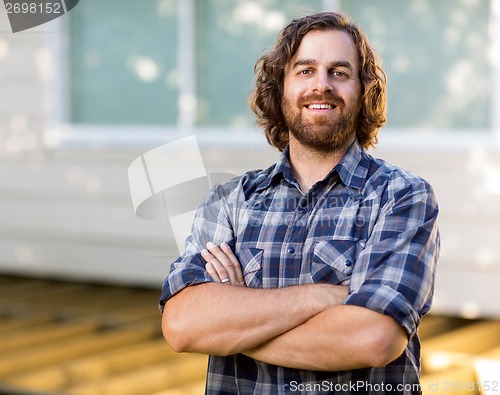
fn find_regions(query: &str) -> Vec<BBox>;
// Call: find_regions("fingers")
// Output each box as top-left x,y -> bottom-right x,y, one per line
220,242 -> 245,285
201,242 -> 246,287
204,261 -> 221,282
201,242 -> 235,284
201,250 -> 223,282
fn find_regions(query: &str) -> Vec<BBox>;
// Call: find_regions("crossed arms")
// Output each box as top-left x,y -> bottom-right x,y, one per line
162,176 -> 440,371
162,242 -> 407,371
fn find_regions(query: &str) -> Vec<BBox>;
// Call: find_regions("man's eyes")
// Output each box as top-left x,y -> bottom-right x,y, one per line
297,69 -> 350,78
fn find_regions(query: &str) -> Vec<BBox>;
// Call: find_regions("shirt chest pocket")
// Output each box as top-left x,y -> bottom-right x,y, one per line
311,238 -> 360,285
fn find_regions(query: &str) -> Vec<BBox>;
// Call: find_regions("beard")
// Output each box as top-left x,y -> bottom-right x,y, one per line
282,93 -> 360,153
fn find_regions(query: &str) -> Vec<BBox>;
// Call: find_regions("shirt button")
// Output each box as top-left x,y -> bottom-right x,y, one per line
345,260 -> 353,267
287,246 -> 295,254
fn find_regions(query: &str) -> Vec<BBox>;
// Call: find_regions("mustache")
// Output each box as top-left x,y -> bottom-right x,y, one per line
297,93 -> 345,107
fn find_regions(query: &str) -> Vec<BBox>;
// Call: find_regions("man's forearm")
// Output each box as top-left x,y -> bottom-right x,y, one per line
244,304 -> 408,371
162,282 -> 347,356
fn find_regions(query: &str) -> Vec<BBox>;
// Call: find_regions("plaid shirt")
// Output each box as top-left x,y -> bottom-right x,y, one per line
160,140 -> 440,395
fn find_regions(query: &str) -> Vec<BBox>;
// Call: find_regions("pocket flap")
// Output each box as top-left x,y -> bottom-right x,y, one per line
312,239 -> 357,284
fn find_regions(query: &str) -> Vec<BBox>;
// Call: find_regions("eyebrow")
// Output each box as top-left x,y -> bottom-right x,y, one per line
292,58 -> 354,71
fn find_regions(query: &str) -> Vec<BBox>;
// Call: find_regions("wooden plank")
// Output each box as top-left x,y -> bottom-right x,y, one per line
0,278 -> 64,299
67,355 -> 208,395
419,315 -> 473,340
1,282 -> 90,304
0,326 -> 158,378
6,339 -> 180,392
0,320 -> 100,353
0,313 -> 54,333
481,345 -> 500,360
422,321 -> 500,372
9,287 -> 141,311
62,304 -> 160,326
0,301 -> 156,329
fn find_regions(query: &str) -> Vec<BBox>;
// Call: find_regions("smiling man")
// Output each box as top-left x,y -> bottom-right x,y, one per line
160,12 -> 440,395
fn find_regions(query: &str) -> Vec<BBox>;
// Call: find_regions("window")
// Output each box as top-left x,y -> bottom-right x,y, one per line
69,0 -> 492,130
343,0 -> 491,129
70,0 -> 178,124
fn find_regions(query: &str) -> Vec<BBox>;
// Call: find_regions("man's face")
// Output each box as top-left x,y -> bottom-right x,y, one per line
282,29 -> 362,152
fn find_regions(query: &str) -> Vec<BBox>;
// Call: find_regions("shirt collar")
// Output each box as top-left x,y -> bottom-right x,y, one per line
334,139 -> 369,191
256,140 -> 370,192
255,146 -> 294,192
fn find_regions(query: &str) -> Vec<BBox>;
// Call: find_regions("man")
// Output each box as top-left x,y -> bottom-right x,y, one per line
160,12 -> 439,395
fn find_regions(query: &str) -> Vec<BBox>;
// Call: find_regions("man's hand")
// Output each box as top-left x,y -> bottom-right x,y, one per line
201,242 -> 246,287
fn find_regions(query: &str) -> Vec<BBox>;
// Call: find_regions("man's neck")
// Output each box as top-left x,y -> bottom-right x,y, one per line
288,135 -> 355,193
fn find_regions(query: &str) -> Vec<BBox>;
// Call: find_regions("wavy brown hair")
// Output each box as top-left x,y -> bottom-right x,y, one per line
250,12 -> 387,151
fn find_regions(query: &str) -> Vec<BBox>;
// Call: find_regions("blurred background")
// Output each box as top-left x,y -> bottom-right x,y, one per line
0,0 -> 499,394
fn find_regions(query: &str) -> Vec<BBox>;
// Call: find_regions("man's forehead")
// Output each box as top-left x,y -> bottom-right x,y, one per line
287,29 -> 359,69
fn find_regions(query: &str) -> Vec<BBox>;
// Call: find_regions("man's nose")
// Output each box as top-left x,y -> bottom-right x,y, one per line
312,70 -> 332,93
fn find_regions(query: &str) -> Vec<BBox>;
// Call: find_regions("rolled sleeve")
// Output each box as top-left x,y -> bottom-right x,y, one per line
344,176 -> 440,338
159,255 -> 213,314
159,183 -> 236,313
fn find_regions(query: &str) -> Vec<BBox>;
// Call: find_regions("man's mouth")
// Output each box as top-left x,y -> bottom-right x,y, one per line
306,103 -> 336,110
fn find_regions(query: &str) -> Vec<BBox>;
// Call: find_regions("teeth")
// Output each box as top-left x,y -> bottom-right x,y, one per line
308,104 -> 333,109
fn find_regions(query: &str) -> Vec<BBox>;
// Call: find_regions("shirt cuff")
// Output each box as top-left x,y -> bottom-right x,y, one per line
159,266 -> 212,314
344,283 -> 420,338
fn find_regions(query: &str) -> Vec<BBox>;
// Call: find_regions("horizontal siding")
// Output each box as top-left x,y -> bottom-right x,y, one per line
0,236 -> 173,285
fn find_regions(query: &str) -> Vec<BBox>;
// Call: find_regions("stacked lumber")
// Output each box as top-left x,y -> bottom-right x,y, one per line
420,317 -> 500,395
1,275 -> 499,395
0,275 -> 207,395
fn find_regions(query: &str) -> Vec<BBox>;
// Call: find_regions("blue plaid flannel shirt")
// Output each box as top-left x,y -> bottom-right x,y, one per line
160,140 -> 440,395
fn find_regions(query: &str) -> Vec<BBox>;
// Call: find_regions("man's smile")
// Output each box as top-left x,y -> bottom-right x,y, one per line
305,103 -> 337,110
